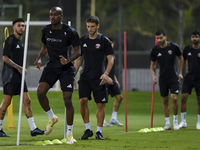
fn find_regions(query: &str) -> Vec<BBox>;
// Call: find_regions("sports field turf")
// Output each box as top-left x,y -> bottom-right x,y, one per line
0,90 -> 199,149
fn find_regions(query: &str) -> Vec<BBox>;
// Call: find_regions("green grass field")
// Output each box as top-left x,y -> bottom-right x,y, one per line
0,90 -> 199,150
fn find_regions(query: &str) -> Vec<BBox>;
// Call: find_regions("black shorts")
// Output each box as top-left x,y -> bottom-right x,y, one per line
78,79 -> 108,103
159,78 -> 179,97
182,77 -> 200,95
39,65 -> 75,92
3,81 -> 28,96
108,81 -> 121,97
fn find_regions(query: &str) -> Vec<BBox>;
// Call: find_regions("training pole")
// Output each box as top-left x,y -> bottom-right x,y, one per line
17,13 -> 30,146
3,27 -> 14,130
64,21 -> 71,139
7,100 -> 14,130
124,31 -> 128,132
150,38 -> 157,128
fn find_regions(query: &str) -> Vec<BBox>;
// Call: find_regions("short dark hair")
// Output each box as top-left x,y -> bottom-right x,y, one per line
108,37 -> 114,43
191,31 -> 200,36
155,29 -> 166,36
86,16 -> 100,25
12,18 -> 25,26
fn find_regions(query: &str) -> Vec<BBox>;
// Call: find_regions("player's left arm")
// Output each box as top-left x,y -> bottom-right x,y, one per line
60,28 -> 81,65
100,54 -> 114,85
178,55 -> 184,83
60,46 -> 81,65
175,44 -> 184,83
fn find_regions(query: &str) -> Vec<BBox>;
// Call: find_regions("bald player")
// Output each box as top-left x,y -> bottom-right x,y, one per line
34,6 -> 80,144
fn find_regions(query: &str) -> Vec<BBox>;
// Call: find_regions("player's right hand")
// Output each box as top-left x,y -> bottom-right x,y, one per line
34,59 -> 42,70
17,67 -> 27,75
100,73 -> 108,85
153,76 -> 157,84
178,73 -> 183,85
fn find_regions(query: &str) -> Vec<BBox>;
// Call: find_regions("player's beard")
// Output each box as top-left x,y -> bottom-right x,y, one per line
89,29 -> 97,37
193,40 -> 199,45
16,30 -> 23,36
159,40 -> 165,46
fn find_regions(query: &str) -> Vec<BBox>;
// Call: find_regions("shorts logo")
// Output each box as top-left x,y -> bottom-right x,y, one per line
95,44 -> 101,49
67,84 -> 72,88
157,53 -> 162,57
168,50 -> 172,55
102,98 -> 106,102
175,90 -> 179,93
198,53 -> 200,57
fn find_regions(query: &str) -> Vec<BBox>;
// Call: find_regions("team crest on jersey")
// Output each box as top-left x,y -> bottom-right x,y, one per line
168,50 -> 172,55
198,53 -> 200,57
95,44 -> 101,49
64,32 -> 67,36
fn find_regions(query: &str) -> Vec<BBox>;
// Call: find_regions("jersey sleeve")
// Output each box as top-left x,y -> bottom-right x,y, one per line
69,27 -> 80,48
150,47 -> 156,62
182,46 -> 188,60
80,37 -> 85,56
41,26 -> 47,45
174,44 -> 182,57
104,37 -> 114,56
3,36 -> 13,58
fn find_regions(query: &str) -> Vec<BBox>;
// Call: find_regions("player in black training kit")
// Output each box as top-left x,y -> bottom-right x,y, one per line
75,16 -> 114,140
103,37 -> 123,127
0,18 -> 44,137
179,31 -> 200,130
34,7 -> 80,144
150,29 -> 184,130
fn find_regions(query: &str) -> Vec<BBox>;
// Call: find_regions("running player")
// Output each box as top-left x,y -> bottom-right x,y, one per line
103,37 -> 123,127
34,7 -> 80,144
74,16 -> 114,140
0,18 -> 44,137
179,31 -> 200,130
150,29 -> 184,130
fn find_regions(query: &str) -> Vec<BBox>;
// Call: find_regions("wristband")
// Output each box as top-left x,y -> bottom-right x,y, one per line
38,59 -> 42,63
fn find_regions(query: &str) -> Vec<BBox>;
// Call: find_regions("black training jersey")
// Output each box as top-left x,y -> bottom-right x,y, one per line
80,33 -> 114,80
150,42 -> 182,80
2,34 -> 24,84
42,23 -> 80,68
183,45 -> 200,80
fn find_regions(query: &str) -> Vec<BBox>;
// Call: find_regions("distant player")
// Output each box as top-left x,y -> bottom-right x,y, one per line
103,37 -> 123,127
150,29 -> 184,130
75,16 -> 114,140
0,18 -> 44,137
179,31 -> 200,130
34,7 -> 80,144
